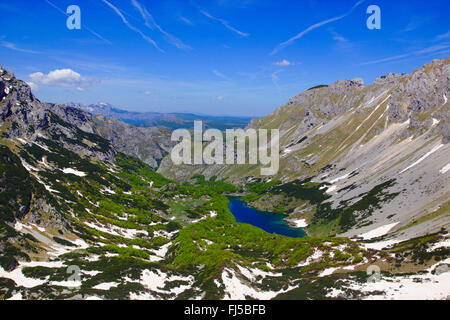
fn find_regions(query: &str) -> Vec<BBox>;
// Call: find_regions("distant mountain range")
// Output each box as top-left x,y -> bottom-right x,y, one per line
67,102 -> 251,131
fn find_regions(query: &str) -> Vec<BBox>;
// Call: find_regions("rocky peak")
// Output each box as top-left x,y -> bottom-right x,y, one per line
373,72 -> 408,86
0,67 -> 116,162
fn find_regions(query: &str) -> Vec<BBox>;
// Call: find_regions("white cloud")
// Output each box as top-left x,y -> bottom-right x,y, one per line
217,96 -> 224,101
26,82 -> 39,92
273,59 -> 293,67
200,10 -> 249,37
144,91 -> 151,95
29,69 -> 98,89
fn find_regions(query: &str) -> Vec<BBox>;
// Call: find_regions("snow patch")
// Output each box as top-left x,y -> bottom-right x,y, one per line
221,268 -> 292,300
236,265 -> 282,284
85,296 -> 103,300
62,168 -> 86,177
101,187 -> 116,195
326,185 -> 337,194
359,222 -> 399,240
318,267 -> 340,277
329,173 -> 350,184
93,282 -> 119,290
50,280 -> 82,287
7,292 -> 23,300
345,259 -> 450,300
440,163 -> 450,174
400,144 -> 444,174
289,218 -> 308,228
432,118 -> 440,126
427,239 -> 450,252
0,266 -> 48,288
138,269 -> 194,296
361,239 -> 403,250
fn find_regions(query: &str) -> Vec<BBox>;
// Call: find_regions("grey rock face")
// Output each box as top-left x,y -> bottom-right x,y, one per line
92,115 -> 174,168
158,58 -> 450,241
0,67 -> 115,162
0,67 -> 173,167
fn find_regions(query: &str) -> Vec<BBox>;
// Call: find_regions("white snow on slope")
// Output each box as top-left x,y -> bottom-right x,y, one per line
427,238 -> 450,252
93,282 -> 120,290
7,292 -> 23,300
289,219 -> 308,228
85,296 -> 103,300
297,249 -> 324,267
83,220 -> 147,239
318,267 -> 340,277
352,95 -> 390,135
440,163 -> 450,174
361,239 -> 403,251
138,269 -> 194,296
359,222 -> 399,240
236,265 -> 282,284
0,266 -> 48,288
400,144 -> 444,174
50,280 -> 82,287
326,185 -> 338,194
221,268 -> 293,300
152,242 -> 172,259
101,187 -> 116,195
346,259 -> 450,300
432,118 -> 440,126
329,173 -> 351,184
62,168 -> 86,177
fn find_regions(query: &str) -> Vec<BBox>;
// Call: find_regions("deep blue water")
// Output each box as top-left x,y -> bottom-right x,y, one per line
228,197 -> 306,238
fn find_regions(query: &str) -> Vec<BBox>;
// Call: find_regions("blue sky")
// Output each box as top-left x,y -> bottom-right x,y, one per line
0,0 -> 449,116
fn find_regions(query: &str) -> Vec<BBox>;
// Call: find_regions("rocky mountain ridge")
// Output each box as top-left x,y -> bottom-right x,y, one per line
0,61 -> 449,300
158,58 -> 450,241
0,67 -> 172,169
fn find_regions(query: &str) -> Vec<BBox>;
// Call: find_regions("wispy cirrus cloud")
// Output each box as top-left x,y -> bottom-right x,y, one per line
400,16 -> 431,33
0,41 -> 41,54
330,29 -> 349,44
435,31 -> 450,41
271,70 -> 283,93
44,0 -> 111,45
180,16 -> 194,26
360,43 -> 450,66
200,10 -> 249,37
101,0 -> 163,52
271,0 -> 365,55
131,0 -> 191,50
213,69 -> 232,81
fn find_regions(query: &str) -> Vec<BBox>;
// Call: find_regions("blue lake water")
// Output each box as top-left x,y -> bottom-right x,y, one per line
227,197 -> 306,238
